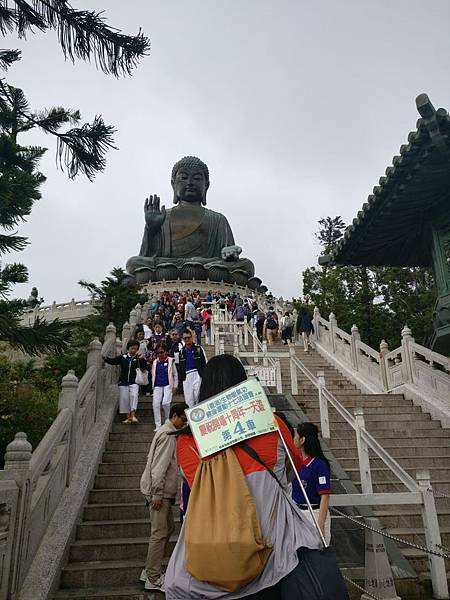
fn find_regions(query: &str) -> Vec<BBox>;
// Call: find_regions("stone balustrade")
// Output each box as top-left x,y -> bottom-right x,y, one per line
20,299 -> 95,326
309,307 -> 450,427
0,302 -> 148,600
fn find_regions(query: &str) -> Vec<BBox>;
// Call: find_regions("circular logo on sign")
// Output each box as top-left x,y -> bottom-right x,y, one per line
189,407 -> 205,422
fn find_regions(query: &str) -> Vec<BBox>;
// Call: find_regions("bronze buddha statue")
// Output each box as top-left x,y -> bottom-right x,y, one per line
125,156 -> 262,289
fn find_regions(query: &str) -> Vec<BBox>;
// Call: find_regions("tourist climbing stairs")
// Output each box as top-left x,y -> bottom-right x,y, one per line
51,336 -> 450,599
259,339 -> 450,594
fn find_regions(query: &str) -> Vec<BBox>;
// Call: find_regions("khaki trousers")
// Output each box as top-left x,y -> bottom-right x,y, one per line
145,498 -> 175,581
266,328 -> 278,346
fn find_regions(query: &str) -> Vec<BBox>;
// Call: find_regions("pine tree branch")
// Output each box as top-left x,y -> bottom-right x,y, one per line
0,80 -> 116,179
30,0 -> 150,76
0,313 -> 69,355
1,261 -> 28,285
0,232 -> 28,253
30,106 -> 80,131
0,49 -> 21,69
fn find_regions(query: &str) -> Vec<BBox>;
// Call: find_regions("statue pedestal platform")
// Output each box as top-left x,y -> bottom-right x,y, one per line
140,279 -> 255,297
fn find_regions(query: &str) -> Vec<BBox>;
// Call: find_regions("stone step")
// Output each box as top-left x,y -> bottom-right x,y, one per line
356,480 -> 450,494
338,455 -> 450,469
106,441 -> 155,452
329,430 -> 450,446
94,475 -> 141,490
344,466 -> 450,481
303,410 -> 429,422
296,396 -> 414,407
84,503 -> 149,522
330,440 -> 450,453
331,428 -> 449,440
89,489 -> 143,504
373,508 -> 450,528
109,433 -> 155,443
77,519 -> 152,540
102,452 -> 147,464
98,463 -> 146,475
386,527 -> 450,548
54,585 -> 163,599
60,558 -> 167,589
69,535 -> 178,562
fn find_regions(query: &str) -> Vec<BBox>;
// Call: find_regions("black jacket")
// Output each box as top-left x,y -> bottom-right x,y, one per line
178,344 -> 207,382
297,313 -> 314,334
104,353 -> 147,385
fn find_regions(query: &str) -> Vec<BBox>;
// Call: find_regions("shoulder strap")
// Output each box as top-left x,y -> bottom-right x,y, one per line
239,443 -> 283,488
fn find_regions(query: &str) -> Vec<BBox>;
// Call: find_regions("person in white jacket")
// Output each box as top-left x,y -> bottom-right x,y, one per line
151,343 -> 178,431
140,402 -> 188,593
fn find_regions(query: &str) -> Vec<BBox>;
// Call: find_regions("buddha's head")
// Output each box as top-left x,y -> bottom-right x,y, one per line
171,156 -> 210,206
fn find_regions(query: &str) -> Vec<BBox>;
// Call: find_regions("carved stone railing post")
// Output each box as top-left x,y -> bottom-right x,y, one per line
379,339 -> 389,391
233,334 -> 239,358
262,340 -> 268,367
313,307 -> 320,343
416,470 -> 449,599
4,432 -> 32,597
105,322 -> 116,347
350,324 -> 360,370
292,308 -> 298,341
401,325 -> 415,384
129,308 -> 138,333
354,408 -> 373,494
276,360 -> 282,394
329,312 -> 337,354
115,338 -> 123,356
87,338 -> 102,370
134,303 -> 142,324
121,322 -> 131,351
0,479 -> 19,600
58,371 -> 79,483
289,344 -> 298,395
317,371 -> 330,439
87,338 -> 103,413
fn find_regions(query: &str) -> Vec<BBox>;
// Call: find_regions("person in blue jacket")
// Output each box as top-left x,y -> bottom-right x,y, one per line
292,422 -> 332,544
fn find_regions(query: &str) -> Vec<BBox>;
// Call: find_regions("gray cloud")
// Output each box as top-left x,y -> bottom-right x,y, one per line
5,0 -> 450,301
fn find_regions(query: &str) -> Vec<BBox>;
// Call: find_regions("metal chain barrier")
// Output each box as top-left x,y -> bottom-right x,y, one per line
342,573 -> 381,600
429,487 -> 450,500
330,507 -> 450,560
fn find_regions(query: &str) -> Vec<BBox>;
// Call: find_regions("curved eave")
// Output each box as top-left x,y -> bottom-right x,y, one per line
327,95 -> 450,268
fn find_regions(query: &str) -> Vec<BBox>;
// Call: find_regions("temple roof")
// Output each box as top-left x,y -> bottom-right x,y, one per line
321,94 -> 450,268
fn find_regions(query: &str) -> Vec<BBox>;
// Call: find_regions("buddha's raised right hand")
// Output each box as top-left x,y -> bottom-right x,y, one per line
144,195 -> 166,231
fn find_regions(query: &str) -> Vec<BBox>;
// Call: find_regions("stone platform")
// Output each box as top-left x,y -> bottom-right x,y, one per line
141,278 -> 262,296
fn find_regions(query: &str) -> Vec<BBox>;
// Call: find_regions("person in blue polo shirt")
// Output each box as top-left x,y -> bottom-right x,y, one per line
178,329 -> 207,408
292,422 -> 332,544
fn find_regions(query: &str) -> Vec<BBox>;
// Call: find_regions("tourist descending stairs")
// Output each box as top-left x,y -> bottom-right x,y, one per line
52,335 -> 450,599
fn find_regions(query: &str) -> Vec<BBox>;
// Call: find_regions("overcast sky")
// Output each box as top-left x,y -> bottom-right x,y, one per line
4,0 -> 450,302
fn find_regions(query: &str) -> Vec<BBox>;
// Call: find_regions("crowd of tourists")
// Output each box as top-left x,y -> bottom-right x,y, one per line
103,289 -> 341,598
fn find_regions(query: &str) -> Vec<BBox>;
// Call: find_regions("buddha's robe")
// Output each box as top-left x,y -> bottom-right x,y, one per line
126,205 -> 255,277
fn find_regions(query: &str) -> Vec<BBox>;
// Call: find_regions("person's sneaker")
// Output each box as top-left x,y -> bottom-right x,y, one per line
153,426 -> 160,432
139,568 -> 147,583
131,415 -> 139,423
145,573 -> 165,592
123,417 -> 131,423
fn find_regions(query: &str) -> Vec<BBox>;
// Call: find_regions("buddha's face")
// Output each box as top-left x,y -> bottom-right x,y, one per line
173,167 -> 207,204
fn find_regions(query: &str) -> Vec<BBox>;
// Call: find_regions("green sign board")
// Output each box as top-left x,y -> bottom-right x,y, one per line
186,378 -> 278,458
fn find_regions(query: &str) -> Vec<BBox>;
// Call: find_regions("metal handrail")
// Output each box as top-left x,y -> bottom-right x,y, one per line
290,354 -> 419,492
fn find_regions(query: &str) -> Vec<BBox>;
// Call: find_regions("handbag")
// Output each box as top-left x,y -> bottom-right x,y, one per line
240,443 -> 350,600
135,367 -> 149,386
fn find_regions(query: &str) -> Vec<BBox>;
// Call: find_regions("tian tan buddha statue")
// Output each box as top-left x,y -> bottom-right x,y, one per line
125,156 -> 263,289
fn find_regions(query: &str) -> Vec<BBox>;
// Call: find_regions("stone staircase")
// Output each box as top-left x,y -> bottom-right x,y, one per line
52,340 -> 449,598
54,397 -> 171,600
274,343 -> 450,580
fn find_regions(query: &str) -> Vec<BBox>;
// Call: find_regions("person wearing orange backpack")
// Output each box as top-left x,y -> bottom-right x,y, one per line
165,355 -> 324,600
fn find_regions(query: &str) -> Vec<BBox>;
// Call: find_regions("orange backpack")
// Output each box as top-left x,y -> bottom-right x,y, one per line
184,446 -> 274,592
